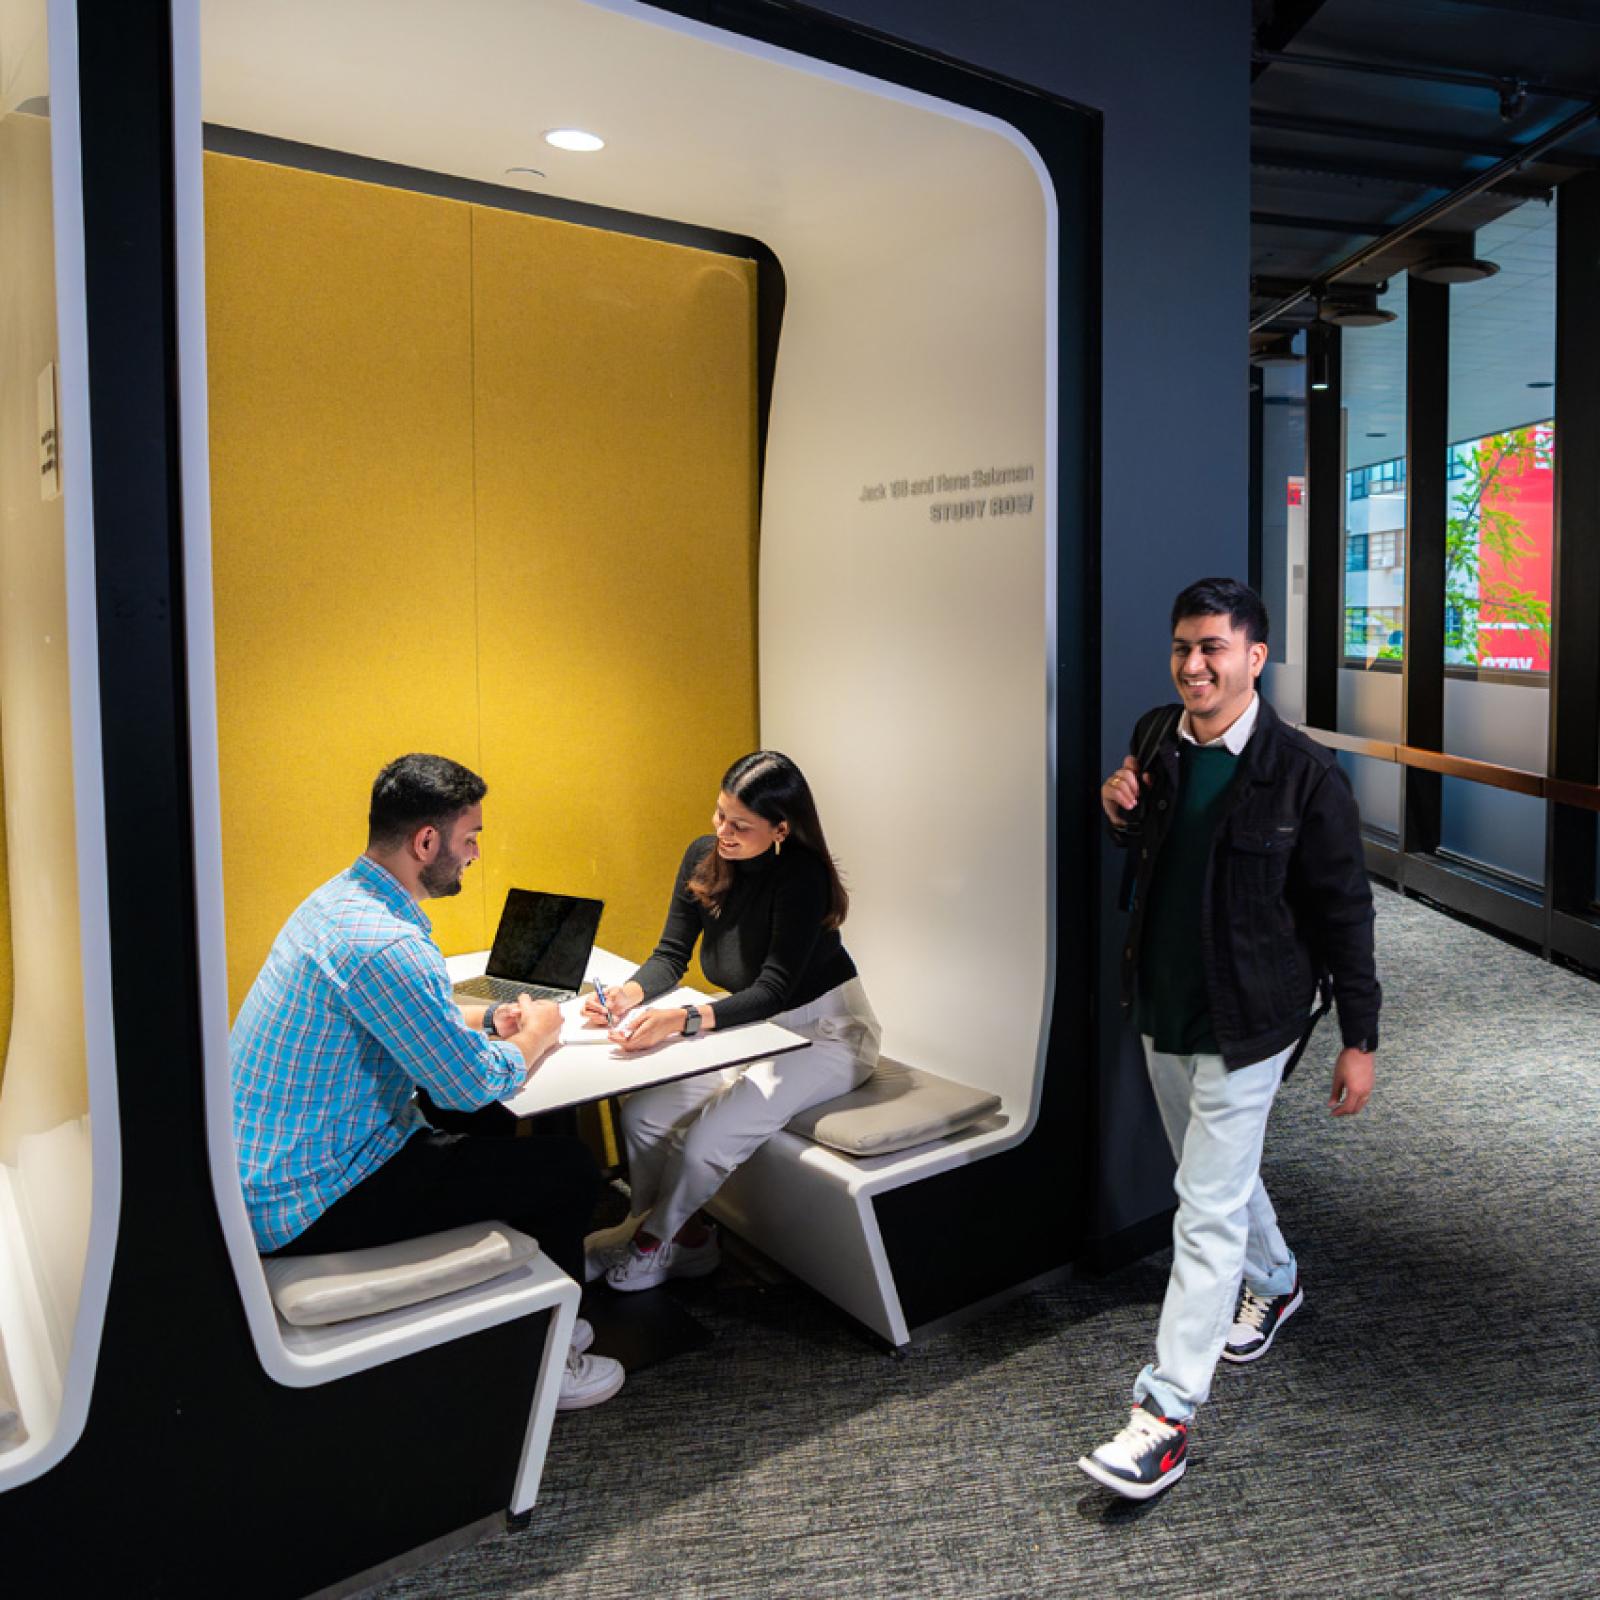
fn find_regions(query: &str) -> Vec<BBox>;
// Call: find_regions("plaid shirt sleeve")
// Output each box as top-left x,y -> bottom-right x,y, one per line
342,931 -> 525,1111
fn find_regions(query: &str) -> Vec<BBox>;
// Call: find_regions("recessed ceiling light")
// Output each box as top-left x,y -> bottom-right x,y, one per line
1527,380 -> 1554,389
504,166 -> 546,181
544,128 -> 605,153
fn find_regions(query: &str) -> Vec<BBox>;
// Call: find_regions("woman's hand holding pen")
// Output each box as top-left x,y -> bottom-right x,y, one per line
1101,755 -> 1149,825
580,980 -> 644,1029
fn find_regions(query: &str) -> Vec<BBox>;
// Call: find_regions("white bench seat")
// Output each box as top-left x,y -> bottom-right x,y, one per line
0,1120 -> 93,1479
708,1062 -> 1014,1347
248,1225 -> 577,1384
0,1178 -> 42,1458
246,1221 -> 579,1516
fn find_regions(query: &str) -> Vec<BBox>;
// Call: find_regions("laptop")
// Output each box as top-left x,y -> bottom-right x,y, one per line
453,888 -> 605,1006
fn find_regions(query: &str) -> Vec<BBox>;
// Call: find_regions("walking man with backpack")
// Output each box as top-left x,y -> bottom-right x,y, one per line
1078,578 -> 1380,1500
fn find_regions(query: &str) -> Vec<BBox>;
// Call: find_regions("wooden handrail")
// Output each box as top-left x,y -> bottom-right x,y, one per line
1296,727 -> 1398,763
1297,724 -> 1600,814
1399,746 -> 1544,798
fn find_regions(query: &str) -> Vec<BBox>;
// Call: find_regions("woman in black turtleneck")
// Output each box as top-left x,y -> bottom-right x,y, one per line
579,750 -> 880,1293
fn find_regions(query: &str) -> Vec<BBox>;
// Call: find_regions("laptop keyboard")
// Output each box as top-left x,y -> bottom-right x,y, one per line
455,975 -> 571,1004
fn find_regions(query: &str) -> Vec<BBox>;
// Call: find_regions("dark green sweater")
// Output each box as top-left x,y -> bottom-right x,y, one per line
1136,744 -> 1240,1054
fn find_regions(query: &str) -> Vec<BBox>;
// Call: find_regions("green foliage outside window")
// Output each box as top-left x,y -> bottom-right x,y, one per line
1444,426 -> 1552,666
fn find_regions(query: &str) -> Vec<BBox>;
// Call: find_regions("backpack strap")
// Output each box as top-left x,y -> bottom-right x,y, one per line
1132,704 -> 1183,773
1116,705 -> 1184,913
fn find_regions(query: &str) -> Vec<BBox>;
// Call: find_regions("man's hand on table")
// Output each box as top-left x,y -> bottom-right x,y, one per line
501,993 -> 562,1075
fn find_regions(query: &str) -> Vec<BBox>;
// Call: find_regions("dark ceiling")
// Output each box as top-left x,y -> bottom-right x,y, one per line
1250,0 -> 1600,346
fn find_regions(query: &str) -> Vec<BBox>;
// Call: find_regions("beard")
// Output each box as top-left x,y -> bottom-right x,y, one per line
419,847 -> 468,898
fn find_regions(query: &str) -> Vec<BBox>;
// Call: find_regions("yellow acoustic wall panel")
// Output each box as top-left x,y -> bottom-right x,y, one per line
207,157 -> 757,1011
470,208 -> 758,968
205,155 -> 485,1013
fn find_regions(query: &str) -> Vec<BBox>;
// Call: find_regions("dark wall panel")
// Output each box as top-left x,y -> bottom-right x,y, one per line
809,0 -> 1252,1247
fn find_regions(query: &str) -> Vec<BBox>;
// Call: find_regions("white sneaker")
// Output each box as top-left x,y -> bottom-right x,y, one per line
1221,1279 -> 1303,1363
570,1316 -> 595,1356
605,1228 -> 721,1294
1077,1398 -> 1189,1500
582,1218 -> 642,1284
557,1344 -> 624,1410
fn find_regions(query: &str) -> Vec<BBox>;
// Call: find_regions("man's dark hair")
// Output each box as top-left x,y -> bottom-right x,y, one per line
368,753 -> 487,849
1171,577 -> 1270,648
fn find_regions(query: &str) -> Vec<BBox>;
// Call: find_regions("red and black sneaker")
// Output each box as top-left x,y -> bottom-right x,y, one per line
1221,1277 -> 1303,1364
1077,1397 -> 1189,1500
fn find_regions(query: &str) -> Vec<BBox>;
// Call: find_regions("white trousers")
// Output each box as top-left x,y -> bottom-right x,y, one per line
620,978 -> 881,1243
1134,1038 -> 1298,1422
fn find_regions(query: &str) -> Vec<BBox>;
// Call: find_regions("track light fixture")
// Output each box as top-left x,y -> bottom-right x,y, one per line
1309,325 -> 1332,392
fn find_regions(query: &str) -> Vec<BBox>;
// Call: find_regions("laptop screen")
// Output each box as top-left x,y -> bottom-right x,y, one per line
486,889 -> 604,989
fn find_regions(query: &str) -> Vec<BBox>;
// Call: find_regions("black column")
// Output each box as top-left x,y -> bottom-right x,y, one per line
1305,323 -> 1343,731
1248,368 -> 1264,593
1549,173 -> 1600,921
1401,274 -> 1448,855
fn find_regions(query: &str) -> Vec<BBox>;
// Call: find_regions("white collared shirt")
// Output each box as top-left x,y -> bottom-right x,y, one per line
1179,691 -> 1260,754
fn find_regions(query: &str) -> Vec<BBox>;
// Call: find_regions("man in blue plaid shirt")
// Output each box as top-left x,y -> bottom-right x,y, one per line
231,752 -> 624,1409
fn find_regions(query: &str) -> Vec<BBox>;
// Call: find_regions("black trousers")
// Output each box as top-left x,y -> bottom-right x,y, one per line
270,1125 -> 599,1285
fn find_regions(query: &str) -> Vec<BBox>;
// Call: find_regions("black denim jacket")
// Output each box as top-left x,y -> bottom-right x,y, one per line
1110,697 -> 1381,1072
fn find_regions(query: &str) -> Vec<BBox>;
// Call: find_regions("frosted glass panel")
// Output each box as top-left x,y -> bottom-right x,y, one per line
1339,752 -> 1400,842
1441,780 -> 1544,886
1440,676 -> 1547,883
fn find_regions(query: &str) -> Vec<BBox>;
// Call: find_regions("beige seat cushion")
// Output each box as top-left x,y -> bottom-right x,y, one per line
264,1222 -> 540,1327
788,1059 -> 1001,1157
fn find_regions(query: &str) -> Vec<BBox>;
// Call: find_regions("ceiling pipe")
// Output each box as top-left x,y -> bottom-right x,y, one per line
1250,96 -> 1600,333
1252,210 -> 1392,235
1252,47 -> 1593,111
1252,109 -> 1600,169
1250,146 -> 1551,203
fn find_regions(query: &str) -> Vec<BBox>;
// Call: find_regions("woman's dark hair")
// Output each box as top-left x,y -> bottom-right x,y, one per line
687,750 -> 849,928
1171,577 -> 1270,647
368,753 -> 486,849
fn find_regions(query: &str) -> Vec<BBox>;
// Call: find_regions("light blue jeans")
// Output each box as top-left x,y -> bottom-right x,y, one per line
621,978 -> 881,1243
1133,1038 -> 1298,1422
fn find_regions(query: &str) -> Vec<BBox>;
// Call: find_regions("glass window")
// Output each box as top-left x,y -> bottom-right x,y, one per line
1258,354 -> 1306,677
1440,197 -> 1555,887
1341,299 -> 1407,667
1444,421 -> 1553,672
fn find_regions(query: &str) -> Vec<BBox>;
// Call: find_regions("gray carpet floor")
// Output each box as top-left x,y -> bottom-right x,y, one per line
379,886 -> 1600,1600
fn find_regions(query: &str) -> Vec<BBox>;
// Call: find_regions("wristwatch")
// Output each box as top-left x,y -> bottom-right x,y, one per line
483,1003 -> 501,1037
681,1005 -> 704,1038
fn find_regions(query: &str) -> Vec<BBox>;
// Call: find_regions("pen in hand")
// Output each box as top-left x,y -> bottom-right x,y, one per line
590,977 -> 616,1029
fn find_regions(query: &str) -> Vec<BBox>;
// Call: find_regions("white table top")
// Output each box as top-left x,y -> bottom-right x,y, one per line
444,948 -> 811,1118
